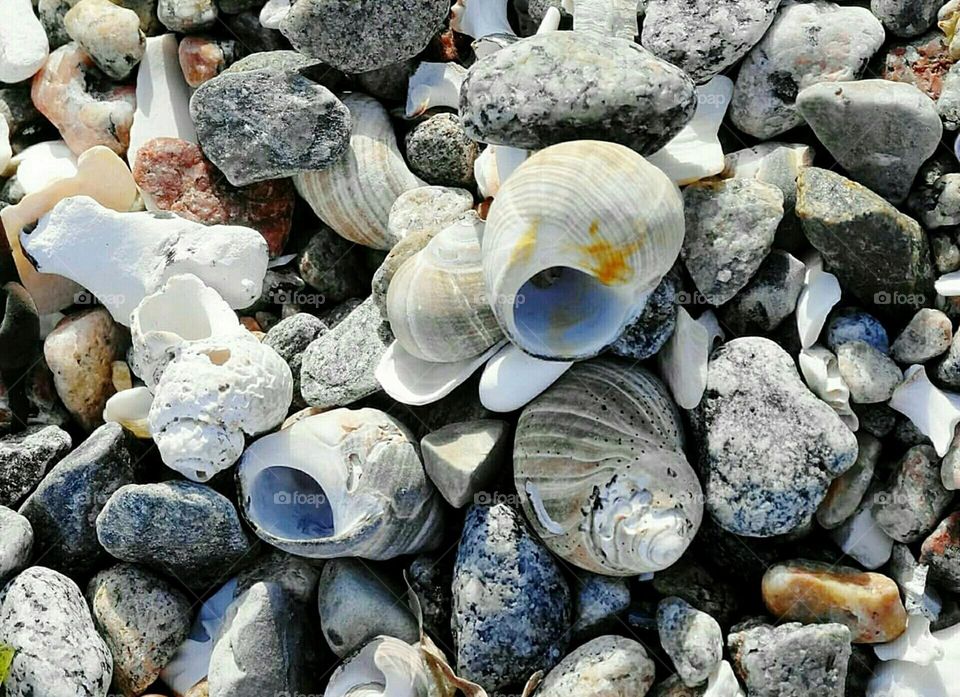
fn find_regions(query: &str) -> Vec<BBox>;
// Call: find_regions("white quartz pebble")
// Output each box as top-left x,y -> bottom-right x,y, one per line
0,0 -> 49,83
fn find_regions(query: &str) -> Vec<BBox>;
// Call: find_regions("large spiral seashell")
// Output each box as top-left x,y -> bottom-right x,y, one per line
236,408 -> 445,560
387,215 -> 504,363
294,93 -> 425,250
513,359 -> 703,576
483,140 -> 684,360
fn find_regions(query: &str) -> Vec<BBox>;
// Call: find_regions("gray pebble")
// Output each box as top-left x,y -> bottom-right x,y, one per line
316,558 -> 419,658
19,423 -> 135,576
0,566 -> 113,697
894,416 -> 933,449
906,153 -> 958,227
407,554 -> 452,641
641,0 -> 778,83
532,636 -> 655,697
421,419 -> 509,508
871,0 -> 941,37
38,0 -> 77,49
796,80 -> 942,204
855,403 -> 898,439
720,250 -> 805,335
157,0 -> 216,31
657,597 -> 723,687
873,444 -> 953,543
571,572 -> 630,640
234,549 -> 320,605
279,0 -> 448,73
0,425 -> 71,508
96,480 -> 254,592
405,113 -> 479,188
915,174 -> 960,229
681,179 -> 783,305
190,68 -> 351,186
453,503 -> 572,691
460,32 -> 696,153
296,226 -> 367,305
891,308 -> 954,363
936,329 -> 960,388
696,337 -> 858,537
939,63 -> 960,130
836,340 -> 903,404
355,59 -> 416,103
263,312 -> 328,408
610,272 -> 678,359
816,431 -> 881,529
0,506 -> 33,583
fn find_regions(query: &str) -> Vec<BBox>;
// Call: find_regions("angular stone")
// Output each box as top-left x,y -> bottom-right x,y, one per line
921,511 -> 960,592
816,432 -> 881,529
891,308 -> 954,363
421,419 -> 509,508
0,506 -> 33,583
761,561 -> 907,643
0,425 -> 71,508
836,341 -> 902,404
796,80 -> 942,204
609,273 -> 678,360
720,250 -> 805,335
460,32 -> 696,153
570,572 -> 630,640
657,597 -> 723,687
64,0 -> 145,80
874,445 -> 953,543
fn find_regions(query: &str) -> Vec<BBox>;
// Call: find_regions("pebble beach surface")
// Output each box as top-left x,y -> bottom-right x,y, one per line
5,1 -> 960,696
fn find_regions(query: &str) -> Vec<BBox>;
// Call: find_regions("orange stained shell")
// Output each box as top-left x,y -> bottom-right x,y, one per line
578,220 -> 640,285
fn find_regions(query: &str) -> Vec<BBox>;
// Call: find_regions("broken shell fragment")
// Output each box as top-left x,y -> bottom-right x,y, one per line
889,364 -> 960,456
405,61 -> 467,118
474,144 -> 529,199
451,0 -> 515,40
874,615 -> 943,666
797,254 -> 842,348
798,346 -> 858,432
867,621 -> 960,697
657,307 -> 723,411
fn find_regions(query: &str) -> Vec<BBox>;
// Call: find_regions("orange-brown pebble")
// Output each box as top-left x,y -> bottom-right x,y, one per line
177,35 -> 235,88
761,560 -> 907,643
239,316 -> 262,333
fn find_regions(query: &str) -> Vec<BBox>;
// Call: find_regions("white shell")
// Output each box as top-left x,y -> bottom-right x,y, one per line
537,6 -> 563,33
236,408 -> 445,559
483,140 -> 684,360
129,274 -> 242,389
1,147 -> 137,314
657,307 -> 723,411
867,622 -> 960,697
103,386 -> 154,438
830,506 -> 894,570
797,254 -> 841,349
875,615 -> 943,666
387,216 -> 503,362
451,0 -> 514,39
798,345 -> 858,432
149,334 -> 293,482
0,117 -> 10,174
324,636 -> 444,697
574,0 -> 638,40
22,195 -> 269,324
936,270 -> 960,296
704,660 -> 745,697
295,93 -> 425,249
478,342 -> 573,413
889,364 -> 960,457
405,62 -> 468,118
474,145 -> 529,199
5,141 -> 78,193
259,0 -> 292,28
648,76 -> 734,186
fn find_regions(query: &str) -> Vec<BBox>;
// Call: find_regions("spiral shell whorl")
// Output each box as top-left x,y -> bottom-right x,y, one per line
483,141 -> 684,359
514,359 -> 702,575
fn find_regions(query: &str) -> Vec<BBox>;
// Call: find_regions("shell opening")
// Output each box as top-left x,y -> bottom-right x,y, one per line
248,466 -> 335,539
513,266 -> 632,357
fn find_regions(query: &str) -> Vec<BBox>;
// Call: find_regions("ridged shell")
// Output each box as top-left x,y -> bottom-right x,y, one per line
236,408 -> 445,560
294,93 -> 425,250
513,359 -> 703,576
483,140 -> 684,360
387,216 -> 503,363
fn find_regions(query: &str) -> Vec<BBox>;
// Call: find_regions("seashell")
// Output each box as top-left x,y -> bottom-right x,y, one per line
890,364 -> 960,457
21,195 -> 269,324
830,506 -> 894,570
483,140 -> 684,360
704,660 -> 745,697
798,345 -> 858,432
513,359 -> 703,575
376,338 -> 506,407
236,408 -> 445,559
478,342 -> 573,413
648,76 -> 734,186
452,0 -> 514,40
149,333 -> 293,482
405,62 -> 467,118
129,274 -> 243,389
537,6 -> 563,33
0,117 -> 10,174
867,621 -> 960,697
387,216 -> 504,362
574,0 -> 638,41
657,307 -> 723,410
5,141 -> 78,193
474,145 -> 529,199
295,93 -> 425,249
1,146 -> 138,315
103,386 -> 154,438
797,253 -> 841,348
874,615 -> 943,666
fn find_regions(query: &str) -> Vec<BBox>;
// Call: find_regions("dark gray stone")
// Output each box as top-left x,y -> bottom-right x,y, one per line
872,0 -> 941,37
874,444 -> 953,543
460,32 -> 696,153
18,423 -> 135,575
405,113 -> 479,188
891,308 -> 953,363
263,312 -> 327,407
696,337 -> 858,537
855,403 -> 898,438
296,226 -> 367,305
816,431 -> 881,529
610,273 -> 678,360
936,330 -> 960,388
921,511 -> 960,593
657,597 -> 723,687
190,68 -> 350,186
836,340 -> 902,404
0,425 -> 71,508
453,503 -> 572,691
720,250 -> 804,335
0,505 -> 32,582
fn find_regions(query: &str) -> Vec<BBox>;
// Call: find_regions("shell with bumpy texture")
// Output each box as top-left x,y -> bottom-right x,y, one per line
294,93 -> 425,250
483,140 -> 684,360
513,359 -> 703,576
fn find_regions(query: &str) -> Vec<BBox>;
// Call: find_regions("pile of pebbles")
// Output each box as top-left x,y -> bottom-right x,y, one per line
7,0 -> 960,695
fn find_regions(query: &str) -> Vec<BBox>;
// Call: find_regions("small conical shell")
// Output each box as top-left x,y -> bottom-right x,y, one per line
387,216 -> 503,363
483,140 -> 684,359
294,93 -> 425,250
513,358 -> 703,575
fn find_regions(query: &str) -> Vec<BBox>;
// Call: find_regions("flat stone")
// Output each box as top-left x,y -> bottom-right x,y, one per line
719,250 -> 805,335
421,419 -> 509,508
657,597 -> 723,687
762,560 -> 907,643
874,445 -> 953,543
729,2 -> 884,139
64,0 -> 144,79
836,341 -> 903,404
533,636 -> 656,697
0,506 -> 33,582
460,32 -> 696,153
0,425 -> 71,508
891,308 -> 953,363
681,179 -> 783,305
610,273 -> 678,360
19,423 -> 136,575
872,0 -> 941,38
921,511 -> 960,592
817,432 -> 881,529
796,80 -> 942,204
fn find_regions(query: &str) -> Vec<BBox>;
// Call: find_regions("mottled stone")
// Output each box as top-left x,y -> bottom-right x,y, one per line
296,226 -> 367,304
873,0 -> 941,37
405,113 -> 479,188
38,0 -> 79,49
649,675 -> 706,697
570,572 -> 630,639
681,179 -> 783,305
921,511 -> 960,592
856,403 -> 898,439
720,250 -> 804,334
157,0 -> 216,31
96,480 -> 254,592
0,567 -> 113,697
0,506 -> 32,582
263,312 -> 327,408
133,137 -> 295,256
762,561 -> 907,643
178,35 -> 236,88
421,419 -> 509,508
279,0 -> 448,73
730,2 -> 885,139
873,444 -> 953,543
407,554 -> 452,641
453,503 -> 572,691
936,330 -> 960,388
460,32 -> 696,153
728,621 -> 851,697
882,31 -> 953,101
836,341 -> 903,404
891,308 -> 953,363
19,423 -> 135,575
796,80 -> 942,204
533,636 -> 655,697
816,432 -> 881,529
796,168 -> 935,314
610,273 -> 678,359
87,563 -> 192,696
826,309 -> 890,354
939,62 -> 960,129
190,67 -> 350,186
696,337 -> 858,537
657,597 -> 723,687
0,425 -> 71,508
64,0 -> 145,79
222,10 -> 287,53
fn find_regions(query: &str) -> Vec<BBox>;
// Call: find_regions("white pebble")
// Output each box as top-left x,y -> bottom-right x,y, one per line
0,0 -> 49,83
